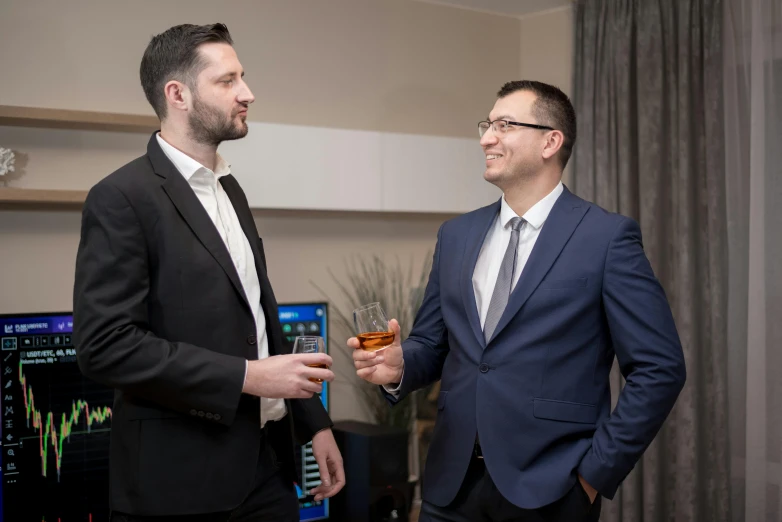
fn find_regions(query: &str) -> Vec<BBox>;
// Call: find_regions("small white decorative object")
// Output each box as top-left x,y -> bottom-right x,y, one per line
0,148 -> 15,177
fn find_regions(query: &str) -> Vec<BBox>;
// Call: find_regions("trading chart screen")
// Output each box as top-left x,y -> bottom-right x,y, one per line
0,304 -> 330,522
0,313 -> 109,522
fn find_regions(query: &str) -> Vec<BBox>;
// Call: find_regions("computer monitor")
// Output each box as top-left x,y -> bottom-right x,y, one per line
277,302 -> 330,522
0,304 -> 330,522
0,312 -> 106,522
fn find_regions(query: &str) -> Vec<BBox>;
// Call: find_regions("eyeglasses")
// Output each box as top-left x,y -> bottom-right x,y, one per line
478,119 -> 555,138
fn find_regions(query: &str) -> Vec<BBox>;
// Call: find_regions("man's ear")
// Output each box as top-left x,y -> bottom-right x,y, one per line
163,80 -> 191,114
541,130 -> 564,161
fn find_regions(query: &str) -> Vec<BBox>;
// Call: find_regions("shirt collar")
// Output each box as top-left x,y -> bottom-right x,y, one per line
155,132 -> 231,181
499,181 -> 564,231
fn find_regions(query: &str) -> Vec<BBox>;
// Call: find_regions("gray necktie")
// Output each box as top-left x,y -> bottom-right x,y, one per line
483,217 -> 525,342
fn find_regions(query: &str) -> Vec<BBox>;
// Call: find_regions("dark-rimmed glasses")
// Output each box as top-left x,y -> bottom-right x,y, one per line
478,119 -> 554,138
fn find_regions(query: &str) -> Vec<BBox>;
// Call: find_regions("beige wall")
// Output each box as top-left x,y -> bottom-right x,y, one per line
0,0 -> 519,139
519,6 -> 574,185
0,0 -> 573,422
519,6 -> 574,97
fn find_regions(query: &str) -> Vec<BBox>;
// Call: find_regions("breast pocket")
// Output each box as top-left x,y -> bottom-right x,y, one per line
177,243 -> 230,309
537,277 -> 588,290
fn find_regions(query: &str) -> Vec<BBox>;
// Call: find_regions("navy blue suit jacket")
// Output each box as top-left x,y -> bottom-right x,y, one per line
387,186 -> 686,509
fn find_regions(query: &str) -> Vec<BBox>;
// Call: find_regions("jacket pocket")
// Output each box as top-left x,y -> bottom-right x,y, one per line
125,404 -> 181,421
532,398 -> 597,424
537,277 -> 588,290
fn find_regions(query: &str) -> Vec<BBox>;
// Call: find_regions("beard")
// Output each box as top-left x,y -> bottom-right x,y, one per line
187,93 -> 248,147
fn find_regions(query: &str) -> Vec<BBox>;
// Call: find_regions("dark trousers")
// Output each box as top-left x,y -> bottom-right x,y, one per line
420,453 -> 601,522
110,439 -> 299,522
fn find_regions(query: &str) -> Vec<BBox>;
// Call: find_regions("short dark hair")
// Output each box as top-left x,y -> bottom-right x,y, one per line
497,80 -> 576,169
140,23 -> 233,119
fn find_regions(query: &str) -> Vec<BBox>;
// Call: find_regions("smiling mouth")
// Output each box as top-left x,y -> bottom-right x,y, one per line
486,154 -> 503,160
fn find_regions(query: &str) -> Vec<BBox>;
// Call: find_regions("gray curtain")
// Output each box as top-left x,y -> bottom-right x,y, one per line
724,0 -> 782,520
571,1 -> 730,521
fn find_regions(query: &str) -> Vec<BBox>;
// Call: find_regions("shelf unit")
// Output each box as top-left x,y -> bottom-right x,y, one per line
0,105 -> 481,215
0,186 -> 455,219
0,187 -> 87,208
0,105 -> 158,209
0,105 -> 159,133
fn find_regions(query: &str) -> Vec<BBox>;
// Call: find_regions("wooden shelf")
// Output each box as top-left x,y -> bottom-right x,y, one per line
0,188 -> 459,219
0,188 -> 87,208
0,188 -> 460,218
0,105 -> 159,133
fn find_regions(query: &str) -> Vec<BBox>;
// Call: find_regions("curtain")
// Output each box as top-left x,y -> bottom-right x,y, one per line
571,1 -> 729,520
723,0 -> 782,520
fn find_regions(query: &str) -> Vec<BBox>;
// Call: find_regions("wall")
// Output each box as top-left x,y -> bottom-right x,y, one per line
0,0 -> 521,422
0,0 -> 574,422
519,6 -> 573,98
0,0 -> 519,139
519,5 -> 575,185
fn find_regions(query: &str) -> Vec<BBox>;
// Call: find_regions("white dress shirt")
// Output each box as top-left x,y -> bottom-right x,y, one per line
156,134 -> 286,427
472,181 -> 564,327
385,181 -> 564,394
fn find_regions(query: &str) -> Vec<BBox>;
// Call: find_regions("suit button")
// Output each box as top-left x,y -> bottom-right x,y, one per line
190,409 -> 197,416
206,412 -> 213,419
214,414 -> 221,421
247,335 -> 257,345
198,410 -> 205,417
479,363 -> 489,373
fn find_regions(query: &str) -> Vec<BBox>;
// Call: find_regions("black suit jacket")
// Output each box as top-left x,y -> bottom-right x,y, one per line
73,133 -> 331,516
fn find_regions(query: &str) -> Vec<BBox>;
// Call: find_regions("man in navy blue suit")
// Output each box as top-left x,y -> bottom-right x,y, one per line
349,80 -> 686,522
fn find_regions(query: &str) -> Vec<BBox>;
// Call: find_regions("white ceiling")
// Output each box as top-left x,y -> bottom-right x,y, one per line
410,0 -> 572,18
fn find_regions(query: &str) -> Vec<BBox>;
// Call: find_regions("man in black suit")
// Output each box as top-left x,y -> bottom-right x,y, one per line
73,23 -> 344,521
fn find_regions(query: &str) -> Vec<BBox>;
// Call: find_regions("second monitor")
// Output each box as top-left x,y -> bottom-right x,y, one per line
0,302 -> 330,522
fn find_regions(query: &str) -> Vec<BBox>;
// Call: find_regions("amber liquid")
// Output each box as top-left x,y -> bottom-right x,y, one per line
357,331 -> 395,352
307,363 -> 329,383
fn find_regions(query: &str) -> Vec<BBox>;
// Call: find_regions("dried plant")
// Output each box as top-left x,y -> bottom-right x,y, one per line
312,252 -> 432,430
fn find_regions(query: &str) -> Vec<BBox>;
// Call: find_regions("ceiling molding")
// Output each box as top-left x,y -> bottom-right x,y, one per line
408,0 -> 573,19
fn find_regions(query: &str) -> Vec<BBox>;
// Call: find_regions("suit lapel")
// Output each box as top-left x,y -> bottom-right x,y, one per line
220,175 -> 286,356
461,200 -> 502,349
219,175 -> 266,284
147,135 -> 252,314
486,187 -> 589,344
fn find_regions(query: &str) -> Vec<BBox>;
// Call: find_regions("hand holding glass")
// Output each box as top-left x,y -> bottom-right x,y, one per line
292,336 -> 328,383
353,302 -> 395,352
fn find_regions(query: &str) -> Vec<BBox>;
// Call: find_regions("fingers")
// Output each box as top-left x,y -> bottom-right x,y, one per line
303,367 -> 335,382
347,336 -> 360,349
389,318 -> 401,342
352,348 -> 380,362
296,353 -> 333,367
310,482 -> 341,501
354,354 -> 384,370
310,461 -> 345,500
331,458 -> 346,495
353,346 -> 384,375
309,483 -> 327,501
356,366 -> 377,380
301,379 -> 324,395
315,452 -> 331,489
